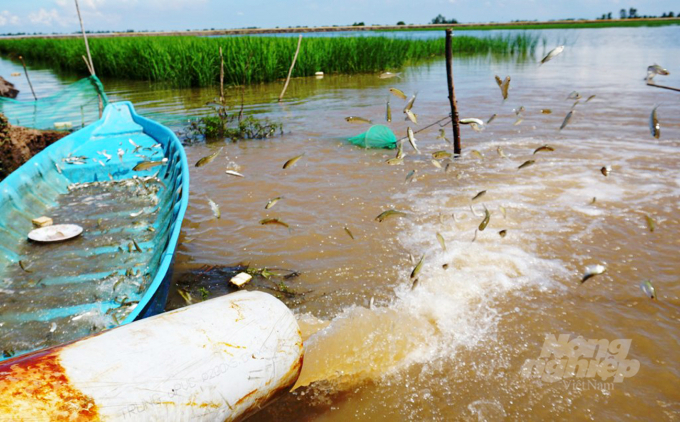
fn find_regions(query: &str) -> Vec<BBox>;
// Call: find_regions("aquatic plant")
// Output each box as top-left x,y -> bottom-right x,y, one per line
0,33 -> 541,88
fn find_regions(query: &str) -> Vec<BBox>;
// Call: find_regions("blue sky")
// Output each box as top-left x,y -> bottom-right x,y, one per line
0,0 -> 678,33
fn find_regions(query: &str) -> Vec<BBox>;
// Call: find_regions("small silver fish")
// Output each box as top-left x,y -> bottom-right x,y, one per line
411,254 -> 425,279
460,118 -> 484,126
265,196 -> 282,209
225,170 -> 245,177
436,232 -> 446,251
518,160 -> 535,170
560,110 -> 574,130
650,106 -> 660,139
403,93 -> 417,113
404,109 -> 418,124
386,98 -> 392,122
639,280 -> 656,299
645,64 -> 669,81
478,206 -> 490,231
407,127 -> 420,154
195,147 -> 223,167
379,72 -> 401,79
344,226 -> 355,239
533,145 -> 554,154
283,153 -> 305,169
472,190 -> 486,201
208,198 -> 220,219
581,264 -> 606,283
487,114 -> 497,124
405,169 -> 417,183
540,45 -> 565,65
566,91 -> 581,100
346,116 -> 372,124
389,87 -> 407,100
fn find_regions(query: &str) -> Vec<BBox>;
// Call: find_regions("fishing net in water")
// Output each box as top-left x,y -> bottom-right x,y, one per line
0,75 -> 108,131
347,125 -> 397,149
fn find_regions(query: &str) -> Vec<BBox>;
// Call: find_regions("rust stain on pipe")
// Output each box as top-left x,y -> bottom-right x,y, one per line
0,349 -> 99,420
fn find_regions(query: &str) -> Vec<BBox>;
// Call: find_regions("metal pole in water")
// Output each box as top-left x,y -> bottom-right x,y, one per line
18,56 -> 37,101
445,29 -> 461,156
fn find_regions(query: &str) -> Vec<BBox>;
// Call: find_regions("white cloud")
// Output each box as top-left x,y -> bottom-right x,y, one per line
28,8 -> 65,26
0,10 -> 20,26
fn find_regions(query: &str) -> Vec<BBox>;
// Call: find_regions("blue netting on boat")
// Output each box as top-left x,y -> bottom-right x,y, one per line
0,75 -> 108,131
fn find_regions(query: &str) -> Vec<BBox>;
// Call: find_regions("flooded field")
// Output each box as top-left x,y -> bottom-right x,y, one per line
1,26 -> 680,420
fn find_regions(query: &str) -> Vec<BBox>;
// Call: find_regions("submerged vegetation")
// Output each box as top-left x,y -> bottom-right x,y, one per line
0,34 -> 541,88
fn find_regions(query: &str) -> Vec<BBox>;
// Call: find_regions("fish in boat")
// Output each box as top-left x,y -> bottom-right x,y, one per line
0,102 -> 189,361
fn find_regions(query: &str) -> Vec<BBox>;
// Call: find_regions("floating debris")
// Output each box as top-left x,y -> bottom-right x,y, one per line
581,264 -> 606,283
230,272 -> 253,288
195,147 -> 223,167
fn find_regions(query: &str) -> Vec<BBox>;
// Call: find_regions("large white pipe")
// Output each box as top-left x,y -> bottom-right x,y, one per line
0,290 -> 303,421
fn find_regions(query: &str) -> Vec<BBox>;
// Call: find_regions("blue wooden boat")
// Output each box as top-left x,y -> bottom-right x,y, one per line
0,101 -> 189,361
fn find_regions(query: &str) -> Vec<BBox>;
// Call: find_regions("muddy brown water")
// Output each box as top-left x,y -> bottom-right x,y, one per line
1,26 -> 680,420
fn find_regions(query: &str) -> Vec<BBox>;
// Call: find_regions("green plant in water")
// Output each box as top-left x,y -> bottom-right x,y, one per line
181,104 -> 282,143
198,286 -> 209,300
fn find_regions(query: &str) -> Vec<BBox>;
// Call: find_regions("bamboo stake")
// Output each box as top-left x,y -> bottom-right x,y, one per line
647,82 -> 680,93
82,55 -> 94,75
219,47 -> 224,103
445,29 -> 461,156
278,34 -> 302,102
75,0 -> 95,75
18,55 -> 37,101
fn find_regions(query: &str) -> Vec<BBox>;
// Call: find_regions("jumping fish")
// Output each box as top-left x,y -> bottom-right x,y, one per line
540,45 -> 565,65
581,264 -> 606,283
436,232 -> 446,251
265,197 -> 282,209
487,114 -> 498,124
566,91 -> 581,100
472,190 -> 486,201
411,254 -> 425,279
375,209 -> 408,222
208,198 -> 220,219
133,158 -> 168,172
432,151 -> 452,160
644,214 -> 656,232
560,110 -> 574,130
345,116 -> 373,124
379,72 -> 401,79
344,226 -> 355,240
650,106 -> 660,139
518,160 -> 535,170
195,147 -> 223,167
533,145 -> 554,154
405,169 -> 417,183
389,88 -> 407,100
407,127 -> 420,154
460,118 -> 484,126
283,153 -> 305,169
499,76 -> 511,100
403,93 -> 417,113
386,98 -> 392,122
645,64 -> 669,81
478,206 -> 490,231
540,109 -> 552,114
639,280 -> 656,299
260,218 -> 289,228
405,109 -> 418,124
386,157 -> 404,165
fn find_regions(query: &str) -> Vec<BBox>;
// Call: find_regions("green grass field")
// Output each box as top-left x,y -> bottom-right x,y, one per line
0,34 -> 541,88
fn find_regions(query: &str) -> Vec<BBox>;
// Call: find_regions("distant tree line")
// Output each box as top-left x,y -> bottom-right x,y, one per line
597,8 -> 678,19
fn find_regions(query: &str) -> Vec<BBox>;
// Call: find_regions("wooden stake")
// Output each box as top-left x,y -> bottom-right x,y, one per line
278,34 -> 302,102
75,0 -> 95,75
445,29 -> 461,156
647,81 -> 680,93
18,55 -> 37,101
82,55 -> 94,75
219,47 -> 224,103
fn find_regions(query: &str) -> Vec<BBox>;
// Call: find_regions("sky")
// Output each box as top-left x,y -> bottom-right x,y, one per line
0,0 -> 678,34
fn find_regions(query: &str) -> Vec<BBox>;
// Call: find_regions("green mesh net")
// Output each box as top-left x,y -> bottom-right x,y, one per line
347,125 -> 397,149
0,75 -> 108,131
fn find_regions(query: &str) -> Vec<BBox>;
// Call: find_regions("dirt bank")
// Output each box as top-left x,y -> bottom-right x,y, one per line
0,113 -> 67,179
